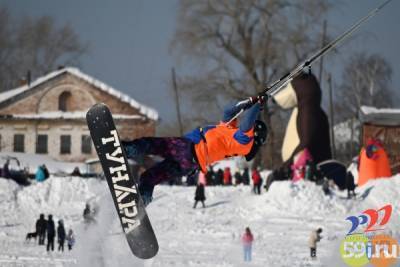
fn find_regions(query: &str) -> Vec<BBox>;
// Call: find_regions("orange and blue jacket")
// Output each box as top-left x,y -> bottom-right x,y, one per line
185,103 -> 261,173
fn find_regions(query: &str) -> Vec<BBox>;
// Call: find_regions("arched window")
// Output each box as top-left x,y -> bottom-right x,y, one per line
59,91 -> 72,111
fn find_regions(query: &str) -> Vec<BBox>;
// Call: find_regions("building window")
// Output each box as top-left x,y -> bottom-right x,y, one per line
36,135 -> 48,154
14,134 -> 25,152
60,135 -> 71,154
81,135 -> 92,154
59,91 -> 72,111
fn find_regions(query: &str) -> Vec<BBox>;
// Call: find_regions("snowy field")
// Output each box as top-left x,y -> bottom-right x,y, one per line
0,173 -> 399,267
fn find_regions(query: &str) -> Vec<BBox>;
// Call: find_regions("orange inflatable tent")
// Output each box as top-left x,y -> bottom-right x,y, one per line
358,139 -> 392,186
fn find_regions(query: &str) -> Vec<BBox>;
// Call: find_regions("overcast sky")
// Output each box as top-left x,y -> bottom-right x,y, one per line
1,0 -> 399,127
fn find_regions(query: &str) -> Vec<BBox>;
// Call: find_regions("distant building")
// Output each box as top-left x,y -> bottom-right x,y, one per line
0,67 -> 158,162
360,106 -> 400,173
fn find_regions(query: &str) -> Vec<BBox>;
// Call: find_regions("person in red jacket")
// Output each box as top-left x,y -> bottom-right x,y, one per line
223,167 -> 232,185
252,168 -> 262,194
241,227 -> 254,262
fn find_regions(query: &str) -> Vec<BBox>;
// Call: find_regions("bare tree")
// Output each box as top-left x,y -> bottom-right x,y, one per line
171,0 -> 331,168
336,52 -> 393,120
0,7 -> 88,91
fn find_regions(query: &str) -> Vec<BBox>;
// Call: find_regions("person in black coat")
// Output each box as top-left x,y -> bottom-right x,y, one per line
216,169 -> 224,185
193,183 -> 206,208
242,167 -> 250,185
346,171 -> 356,199
57,220 -> 66,252
35,214 -> 47,245
46,214 -> 55,251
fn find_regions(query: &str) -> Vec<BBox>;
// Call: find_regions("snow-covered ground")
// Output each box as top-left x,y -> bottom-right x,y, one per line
0,174 -> 399,267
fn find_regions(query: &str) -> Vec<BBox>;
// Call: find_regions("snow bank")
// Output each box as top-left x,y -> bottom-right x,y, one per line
0,152 -> 86,174
0,174 -> 398,266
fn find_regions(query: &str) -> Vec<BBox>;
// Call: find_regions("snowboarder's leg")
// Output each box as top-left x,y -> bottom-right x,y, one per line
193,201 -> 198,209
139,159 -> 182,206
122,137 -> 171,159
201,201 -> 205,208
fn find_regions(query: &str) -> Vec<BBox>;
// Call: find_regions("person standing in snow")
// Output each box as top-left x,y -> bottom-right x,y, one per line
242,227 -> 254,262
205,166 -> 216,185
35,214 -> 47,245
216,169 -> 224,185
242,167 -> 250,185
46,214 -> 55,252
35,165 -> 46,182
121,97 -> 267,206
346,171 -> 356,199
223,167 -> 232,185
57,220 -> 66,252
66,229 -> 75,251
234,171 -> 242,185
193,183 -> 206,208
309,228 -> 323,258
252,168 -> 262,195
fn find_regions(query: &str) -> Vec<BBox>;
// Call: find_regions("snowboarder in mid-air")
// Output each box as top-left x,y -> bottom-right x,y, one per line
122,96 -> 267,206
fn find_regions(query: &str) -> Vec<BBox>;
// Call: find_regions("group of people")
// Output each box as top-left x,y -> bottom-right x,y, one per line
195,167 -> 263,193
34,214 -> 75,252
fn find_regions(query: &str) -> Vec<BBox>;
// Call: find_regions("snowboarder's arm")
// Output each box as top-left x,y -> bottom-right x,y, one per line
239,103 -> 261,132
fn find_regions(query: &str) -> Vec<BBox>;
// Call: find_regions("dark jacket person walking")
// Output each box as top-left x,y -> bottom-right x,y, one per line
57,220 -> 66,252
46,215 -> 55,251
35,214 -> 47,245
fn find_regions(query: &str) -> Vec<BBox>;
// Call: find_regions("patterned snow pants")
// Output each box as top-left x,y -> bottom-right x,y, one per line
122,137 -> 199,186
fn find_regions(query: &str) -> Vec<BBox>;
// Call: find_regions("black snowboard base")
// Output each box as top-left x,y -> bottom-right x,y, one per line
86,103 -> 158,259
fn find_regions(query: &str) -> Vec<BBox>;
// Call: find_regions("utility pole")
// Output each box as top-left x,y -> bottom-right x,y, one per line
171,68 -> 183,136
318,20 -> 327,83
327,73 -> 336,158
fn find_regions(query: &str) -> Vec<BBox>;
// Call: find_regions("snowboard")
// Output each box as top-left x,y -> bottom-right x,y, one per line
86,103 -> 158,259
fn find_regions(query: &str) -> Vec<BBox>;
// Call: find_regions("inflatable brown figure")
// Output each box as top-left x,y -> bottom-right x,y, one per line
266,72 -> 332,187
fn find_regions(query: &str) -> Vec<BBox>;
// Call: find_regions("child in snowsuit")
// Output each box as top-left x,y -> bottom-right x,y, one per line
309,228 -> 323,258
242,227 -> 254,262
122,97 -> 266,206
66,229 -> 75,251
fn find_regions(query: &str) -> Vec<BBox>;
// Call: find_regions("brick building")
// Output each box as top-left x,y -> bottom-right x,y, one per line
0,67 -> 158,162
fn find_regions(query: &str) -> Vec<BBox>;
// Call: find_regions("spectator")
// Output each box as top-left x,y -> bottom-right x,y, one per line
42,165 -> 49,180
71,167 -> 81,177
305,160 -> 315,181
322,177 -> 331,196
57,220 -> 66,252
309,228 -> 323,258
83,203 -> 95,223
216,169 -> 224,185
35,214 -> 47,245
66,229 -> 75,251
241,227 -> 254,262
346,171 -> 356,199
46,215 -> 55,252
193,183 -> 206,209
242,167 -> 250,185
252,168 -> 262,195
234,171 -> 242,185
3,159 -> 10,178
223,167 -> 232,185
35,166 -> 46,182
205,166 -> 215,186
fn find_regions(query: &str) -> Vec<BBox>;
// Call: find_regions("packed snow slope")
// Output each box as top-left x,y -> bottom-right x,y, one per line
0,175 -> 399,267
